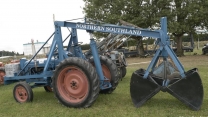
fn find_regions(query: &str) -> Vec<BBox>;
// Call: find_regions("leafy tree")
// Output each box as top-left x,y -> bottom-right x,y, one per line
167,0 -> 207,55
83,0 -> 208,56
0,51 -> 18,57
80,44 -> 90,50
82,0 -> 162,55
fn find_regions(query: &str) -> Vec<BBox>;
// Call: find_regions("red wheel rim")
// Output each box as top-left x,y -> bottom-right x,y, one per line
15,85 -> 28,103
91,63 -> 111,81
101,64 -> 111,81
0,71 -> 5,85
57,66 -> 89,103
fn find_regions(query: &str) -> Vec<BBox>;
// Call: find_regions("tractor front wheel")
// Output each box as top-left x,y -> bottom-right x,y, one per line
13,82 -> 33,103
52,57 -> 99,108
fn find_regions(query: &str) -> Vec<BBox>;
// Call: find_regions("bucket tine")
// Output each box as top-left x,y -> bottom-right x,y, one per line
130,69 -> 160,107
166,68 -> 203,110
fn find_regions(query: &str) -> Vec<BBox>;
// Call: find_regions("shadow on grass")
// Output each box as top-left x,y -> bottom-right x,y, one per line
31,88 -> 56,104
139,96 -> 207,112
144,97 -> 190,110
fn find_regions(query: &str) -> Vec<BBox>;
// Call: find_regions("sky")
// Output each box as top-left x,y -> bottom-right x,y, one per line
0,0 -> 90,53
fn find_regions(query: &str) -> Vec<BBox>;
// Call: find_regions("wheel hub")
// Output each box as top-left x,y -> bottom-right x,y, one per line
70,80 -> 79,89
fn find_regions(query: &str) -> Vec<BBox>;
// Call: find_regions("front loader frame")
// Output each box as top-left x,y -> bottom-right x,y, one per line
3,17 -> 201,109
4,17 -> 186,91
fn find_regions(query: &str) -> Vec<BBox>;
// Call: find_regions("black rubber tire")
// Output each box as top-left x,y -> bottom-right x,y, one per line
90,55 -> 119,94
121,66 -> 127,78
44,86 -> 53,92
52,57 -> 100,108
13,82 -> 33,103
118,67 -> 123,80
202,50 -> 205,55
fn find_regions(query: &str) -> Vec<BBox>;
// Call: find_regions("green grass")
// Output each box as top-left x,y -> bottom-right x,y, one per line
0,54 -> 208,117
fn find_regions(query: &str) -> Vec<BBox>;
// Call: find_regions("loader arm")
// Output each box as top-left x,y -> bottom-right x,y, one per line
54,17 -> 185,79
55,21 -> 161,39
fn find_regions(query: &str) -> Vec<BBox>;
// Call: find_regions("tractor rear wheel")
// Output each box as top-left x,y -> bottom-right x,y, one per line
52,57 -> 99,108
0,70 -> 5,85
117,67 -> 122,80
90,55 -> 119,94
121,66 -> 127,78
13,82 -> 33,103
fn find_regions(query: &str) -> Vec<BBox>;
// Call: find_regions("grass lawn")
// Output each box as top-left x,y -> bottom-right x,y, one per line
0,49 -> 208,117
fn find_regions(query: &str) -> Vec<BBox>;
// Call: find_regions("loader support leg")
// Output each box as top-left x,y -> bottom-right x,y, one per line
89,36 -> 111,89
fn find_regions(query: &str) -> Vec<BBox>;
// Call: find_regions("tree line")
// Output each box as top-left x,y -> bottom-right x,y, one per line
0,51 -> 21,57
183,34 -> 208,42
83,0 -> 208,56
80,33 -> 208,50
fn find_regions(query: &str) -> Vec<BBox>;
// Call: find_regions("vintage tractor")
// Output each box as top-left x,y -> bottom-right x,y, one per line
3,17 -> 203,110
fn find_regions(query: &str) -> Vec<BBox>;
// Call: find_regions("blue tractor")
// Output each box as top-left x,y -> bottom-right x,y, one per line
3,17 -> 203,110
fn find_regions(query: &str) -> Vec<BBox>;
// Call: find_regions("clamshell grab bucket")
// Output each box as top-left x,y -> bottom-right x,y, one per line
130,68 -> 203,110
166,68 -> 203,111
130,69 -> 160,107
129,17 -> 203,110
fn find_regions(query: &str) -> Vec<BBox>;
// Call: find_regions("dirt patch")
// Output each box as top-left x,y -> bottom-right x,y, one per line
176,55 -> 208,69
126,56 -> 152,63
126,56 -> 152,68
